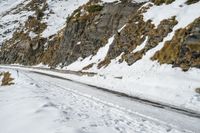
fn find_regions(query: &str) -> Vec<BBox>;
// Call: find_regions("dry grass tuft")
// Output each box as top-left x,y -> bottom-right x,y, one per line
0,72 -> 15,86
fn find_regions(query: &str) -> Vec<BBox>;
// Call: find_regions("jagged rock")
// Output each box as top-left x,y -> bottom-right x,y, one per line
152,17 -> 200,71
0,0 -> 47,65
56,1 -> 143,66
99,13 -> 177,67
0,0 -> 200,71
0,0 -> 143,67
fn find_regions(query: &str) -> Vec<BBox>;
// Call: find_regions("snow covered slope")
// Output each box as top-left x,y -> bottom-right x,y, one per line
64,0 -> 200,112
0,0 -> 126,45
0,0 -> 92,45
0,0 -> 33,45
41,0 -> 90,38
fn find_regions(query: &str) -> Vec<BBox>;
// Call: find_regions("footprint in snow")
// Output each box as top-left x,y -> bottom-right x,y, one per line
30,82 -> 40,88
77,113 -> 89,119
42,102 -> 57,108
35,102 -> 57,113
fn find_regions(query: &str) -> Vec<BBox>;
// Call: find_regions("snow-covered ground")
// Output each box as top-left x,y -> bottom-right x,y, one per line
62,0 -> 200,113
0,0 -> 200,132
0,68 -> 198,133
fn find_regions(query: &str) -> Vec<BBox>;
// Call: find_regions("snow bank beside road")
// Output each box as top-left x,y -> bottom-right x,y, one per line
62,0 -> 200,113
0,68 -> 189,133
2,64 -> 200,114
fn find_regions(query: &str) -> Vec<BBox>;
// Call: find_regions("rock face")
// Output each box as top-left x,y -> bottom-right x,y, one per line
0,0 -> 200,71
0,0 -> 143,67
99,12 -> 177,67
152,17 -> 200,71
55,1 -> 143,66
0,0 -> 47,65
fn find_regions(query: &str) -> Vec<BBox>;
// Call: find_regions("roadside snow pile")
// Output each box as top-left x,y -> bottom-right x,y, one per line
0,69 -> 67,133
64,0 -> 200,113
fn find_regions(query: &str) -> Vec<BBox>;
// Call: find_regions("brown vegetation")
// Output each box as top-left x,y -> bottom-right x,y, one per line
152,17 -> 200,71
151,0 -> 175,5
0,72 -> 14,86
195,88 -> 200,94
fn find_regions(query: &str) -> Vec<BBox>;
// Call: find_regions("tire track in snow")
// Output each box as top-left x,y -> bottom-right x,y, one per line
31,70 -> 200,119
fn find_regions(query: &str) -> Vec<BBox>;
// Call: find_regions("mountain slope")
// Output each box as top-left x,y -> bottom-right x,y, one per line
0,0 -> 200,113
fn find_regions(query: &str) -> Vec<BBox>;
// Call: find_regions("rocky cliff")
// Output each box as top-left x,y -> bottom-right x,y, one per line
0,0 -> 200,72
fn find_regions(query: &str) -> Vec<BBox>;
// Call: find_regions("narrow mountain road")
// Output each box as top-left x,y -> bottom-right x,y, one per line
32,70 -> 200,119
0,67 -> 200,133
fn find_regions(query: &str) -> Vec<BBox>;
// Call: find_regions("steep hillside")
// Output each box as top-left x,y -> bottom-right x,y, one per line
0,0 -> 200,112
0,0 -> 146,66
0,0 -> 200,70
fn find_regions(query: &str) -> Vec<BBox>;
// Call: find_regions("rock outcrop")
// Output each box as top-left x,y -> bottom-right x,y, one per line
0,0 -> 200,71
0,0 -> 143,67
52,0 -> 143,67
152,17 -> 200,71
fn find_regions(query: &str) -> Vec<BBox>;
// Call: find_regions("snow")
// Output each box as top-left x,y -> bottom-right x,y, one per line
0,0 -> 26,15
118,24 -> 127,32
0,0 -> 151,45
69,32 -> 200,113
101,0 -> 149,3
33,63 -> 50,68
1,0 -> 199,115
143,0 -> 200,28
0,0 -> 200,131
29,31 -> 37,39
0,0 -> 90,44
132,36 -> 148,53
101,0 -> 119,3
77,41 -> 81,45
66,35 -> 115,71
41,0 -> 89,38
0,0 -> 34,46
0,68 -> 195,133
62,0 -> 200,113
132,0 -> 149,3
